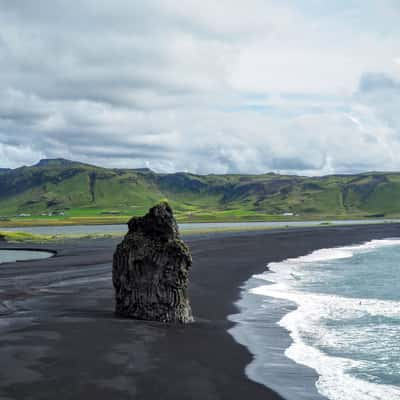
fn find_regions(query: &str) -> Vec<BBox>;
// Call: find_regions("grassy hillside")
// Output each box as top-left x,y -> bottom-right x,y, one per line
0,158 -> 399,224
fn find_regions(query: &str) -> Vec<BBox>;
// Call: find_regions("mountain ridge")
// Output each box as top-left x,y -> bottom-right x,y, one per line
0,158 -> 400,221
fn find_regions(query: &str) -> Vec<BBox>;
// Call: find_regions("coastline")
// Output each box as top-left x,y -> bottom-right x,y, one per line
229,277 -> 327,400
1,224 -> 400,399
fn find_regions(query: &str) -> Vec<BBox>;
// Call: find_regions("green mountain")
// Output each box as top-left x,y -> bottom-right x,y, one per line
0,158 -> 399,222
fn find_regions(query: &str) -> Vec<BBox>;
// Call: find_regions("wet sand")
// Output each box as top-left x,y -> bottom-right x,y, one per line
1,224 -> 400,400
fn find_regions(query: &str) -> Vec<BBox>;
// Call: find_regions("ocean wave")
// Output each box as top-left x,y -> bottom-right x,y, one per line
254,238 -> 400,283
283,317 -> 400,400
251,285 -> 400,319
250,238 -> 400,400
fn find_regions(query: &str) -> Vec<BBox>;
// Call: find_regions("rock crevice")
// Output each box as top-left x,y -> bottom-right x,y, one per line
112,202 -> 193,323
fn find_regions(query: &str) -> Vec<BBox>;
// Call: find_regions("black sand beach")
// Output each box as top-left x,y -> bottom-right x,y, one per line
1,224 -> 400,400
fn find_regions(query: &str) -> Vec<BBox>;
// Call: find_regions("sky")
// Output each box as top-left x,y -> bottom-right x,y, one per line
0,0 -> 399,175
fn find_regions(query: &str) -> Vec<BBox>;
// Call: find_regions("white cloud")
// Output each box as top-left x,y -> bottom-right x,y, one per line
0,0 -> 399,174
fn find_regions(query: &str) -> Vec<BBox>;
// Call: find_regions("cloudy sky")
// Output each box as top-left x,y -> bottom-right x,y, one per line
0,0 -> 399,175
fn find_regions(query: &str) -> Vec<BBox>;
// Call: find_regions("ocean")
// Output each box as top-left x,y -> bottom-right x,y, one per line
230,238 -> 400,400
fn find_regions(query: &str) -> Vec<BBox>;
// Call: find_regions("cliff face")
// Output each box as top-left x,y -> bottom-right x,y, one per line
112,202 -> 193,323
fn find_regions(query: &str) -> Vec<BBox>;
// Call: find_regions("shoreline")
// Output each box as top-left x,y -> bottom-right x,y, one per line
1,218 -> 400,244
0,217 -> 399,232
229,275 -> 327,400
0,215 -> 397,228
0,224 -> 400,399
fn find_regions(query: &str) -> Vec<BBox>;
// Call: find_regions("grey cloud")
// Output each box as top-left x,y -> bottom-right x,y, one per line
359,73 -> 400,93
0,1 -> 231,108
0,1 -> 399,174
355,73 -> 400,135
72,145 -> 171,160
270,157 -> 319,171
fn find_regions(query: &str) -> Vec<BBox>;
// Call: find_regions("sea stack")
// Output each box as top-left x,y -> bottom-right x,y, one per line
112,202 -> 193,323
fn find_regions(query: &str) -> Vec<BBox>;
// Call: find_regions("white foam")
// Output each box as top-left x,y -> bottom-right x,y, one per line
283,317 -> 400,400
251,238 -> 400,400
255,238 -> 400,283
251,286 -> 400,319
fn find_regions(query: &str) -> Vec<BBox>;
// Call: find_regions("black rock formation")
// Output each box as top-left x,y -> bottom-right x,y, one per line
112,202 -> 193,323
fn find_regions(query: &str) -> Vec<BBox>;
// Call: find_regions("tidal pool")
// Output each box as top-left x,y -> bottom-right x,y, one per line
0,250 -> 53,264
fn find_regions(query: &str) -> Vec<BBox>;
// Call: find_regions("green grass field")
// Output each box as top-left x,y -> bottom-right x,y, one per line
0,159 -> 399,227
